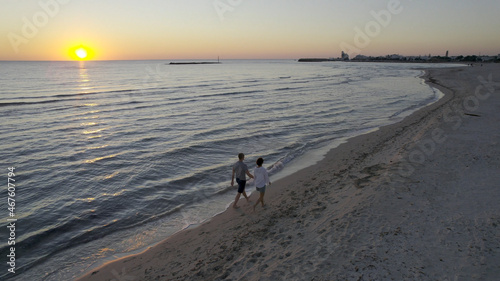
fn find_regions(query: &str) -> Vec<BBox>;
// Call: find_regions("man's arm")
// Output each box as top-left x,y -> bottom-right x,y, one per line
246,170 -> 254,179
231,168 -> 235,186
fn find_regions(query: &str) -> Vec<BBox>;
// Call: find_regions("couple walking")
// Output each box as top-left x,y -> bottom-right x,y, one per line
231,153 -> 271,211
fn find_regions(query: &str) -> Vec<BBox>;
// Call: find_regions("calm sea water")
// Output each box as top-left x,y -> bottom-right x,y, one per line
0,60 -> 455,280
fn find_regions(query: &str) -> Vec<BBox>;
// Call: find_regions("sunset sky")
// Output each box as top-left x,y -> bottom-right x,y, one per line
1,0 -> 499,61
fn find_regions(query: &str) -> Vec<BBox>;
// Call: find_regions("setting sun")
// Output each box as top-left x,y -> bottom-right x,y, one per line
69,45 -> 94,60
75,48 -> 88,59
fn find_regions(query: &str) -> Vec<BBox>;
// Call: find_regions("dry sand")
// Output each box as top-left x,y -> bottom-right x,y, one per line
77,64 -> 500,281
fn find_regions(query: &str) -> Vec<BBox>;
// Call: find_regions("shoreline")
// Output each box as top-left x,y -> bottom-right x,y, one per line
77,64 -> 499,280
73,67 -> 437,276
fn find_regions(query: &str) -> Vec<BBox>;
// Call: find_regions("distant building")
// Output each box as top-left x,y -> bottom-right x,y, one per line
388,54 -> 403,60
353,55 -> 368,60
479,56 -> 496,62
341,51 -> 349,60
331,52 -> 498,63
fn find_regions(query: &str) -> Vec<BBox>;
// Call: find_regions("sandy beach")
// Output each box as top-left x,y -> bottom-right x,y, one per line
77,64 -> 500,281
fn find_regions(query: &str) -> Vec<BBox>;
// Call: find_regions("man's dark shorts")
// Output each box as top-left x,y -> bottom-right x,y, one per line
236,178 -> 246,193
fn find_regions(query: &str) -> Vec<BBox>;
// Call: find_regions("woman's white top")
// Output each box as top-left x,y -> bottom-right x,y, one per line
253,166 -> 270,188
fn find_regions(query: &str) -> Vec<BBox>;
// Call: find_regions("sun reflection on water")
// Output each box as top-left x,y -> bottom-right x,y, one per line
78,61 -> 93,92
84,154 -> 118,164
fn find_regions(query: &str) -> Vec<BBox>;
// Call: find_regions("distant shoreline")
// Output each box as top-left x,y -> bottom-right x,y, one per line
298,57 -> 499,64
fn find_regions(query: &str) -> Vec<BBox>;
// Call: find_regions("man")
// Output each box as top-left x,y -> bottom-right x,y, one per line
231,153 -> 254,209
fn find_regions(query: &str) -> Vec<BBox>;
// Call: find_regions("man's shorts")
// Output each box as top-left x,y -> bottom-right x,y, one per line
236,178 -> 246,193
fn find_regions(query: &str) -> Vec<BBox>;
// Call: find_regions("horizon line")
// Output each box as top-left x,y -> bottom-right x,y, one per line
1,53 -> 498,62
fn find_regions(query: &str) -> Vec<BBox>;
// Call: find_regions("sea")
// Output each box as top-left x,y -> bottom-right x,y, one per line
0,60 -> 458,280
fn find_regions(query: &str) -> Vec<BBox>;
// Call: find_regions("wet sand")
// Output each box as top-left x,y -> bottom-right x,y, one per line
77,64 -> 500,281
